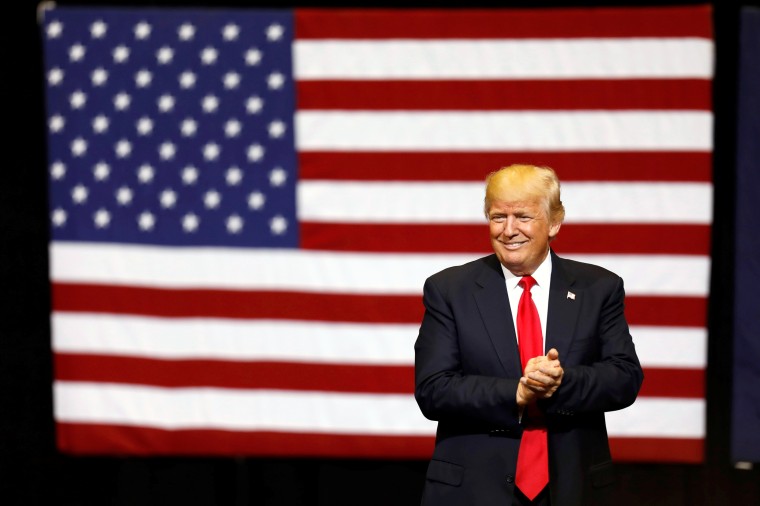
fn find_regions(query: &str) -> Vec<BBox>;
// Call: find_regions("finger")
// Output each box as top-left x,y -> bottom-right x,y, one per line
523,375 -> 545,386
521,378 -> 548,394
546,348 -> 559,360
524,360 -> 551,375
523,377 -> 550,392
538,363 -> 562,376
529,372 -> 563,390
527,371 -> 555,385
527,356 -> 546,367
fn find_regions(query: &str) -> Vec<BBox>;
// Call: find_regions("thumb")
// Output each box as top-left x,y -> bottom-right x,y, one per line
546,348 -> 559,360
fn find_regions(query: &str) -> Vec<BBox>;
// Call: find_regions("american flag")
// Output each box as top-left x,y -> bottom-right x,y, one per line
42,6 -> 713,461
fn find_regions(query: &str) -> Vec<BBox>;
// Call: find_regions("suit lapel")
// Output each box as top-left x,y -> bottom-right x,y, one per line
473,255 -> 523,376
545,251 -> 580,358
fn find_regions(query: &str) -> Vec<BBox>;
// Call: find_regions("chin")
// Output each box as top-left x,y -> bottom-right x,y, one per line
499,258 -> 525,273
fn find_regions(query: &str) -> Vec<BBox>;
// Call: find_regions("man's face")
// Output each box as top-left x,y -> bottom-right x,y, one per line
488,198 -> 560,276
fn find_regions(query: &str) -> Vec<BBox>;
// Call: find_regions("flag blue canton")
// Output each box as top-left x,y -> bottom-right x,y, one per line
43,8 -> 298,248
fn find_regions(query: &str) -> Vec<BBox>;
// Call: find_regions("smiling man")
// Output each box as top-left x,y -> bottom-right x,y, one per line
414,164 -> 643,506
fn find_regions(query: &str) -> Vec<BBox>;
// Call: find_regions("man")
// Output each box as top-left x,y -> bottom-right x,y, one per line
414,164 -> 643,506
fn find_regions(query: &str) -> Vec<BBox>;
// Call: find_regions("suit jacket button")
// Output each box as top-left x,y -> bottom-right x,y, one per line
506,474 -> 514,483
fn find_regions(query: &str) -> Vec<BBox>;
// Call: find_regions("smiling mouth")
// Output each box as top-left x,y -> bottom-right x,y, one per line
503,241 -> 527,250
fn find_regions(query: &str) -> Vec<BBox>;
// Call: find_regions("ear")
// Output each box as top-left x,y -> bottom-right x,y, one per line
548,221 -> 561,240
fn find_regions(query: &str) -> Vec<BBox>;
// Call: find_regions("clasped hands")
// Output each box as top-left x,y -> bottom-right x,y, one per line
516,348 -> 564,407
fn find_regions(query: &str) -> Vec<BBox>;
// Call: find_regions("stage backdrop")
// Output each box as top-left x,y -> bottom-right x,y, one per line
42,5 -> 713,462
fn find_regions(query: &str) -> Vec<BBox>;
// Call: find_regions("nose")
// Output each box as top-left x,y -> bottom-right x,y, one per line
502,216 -> 518,237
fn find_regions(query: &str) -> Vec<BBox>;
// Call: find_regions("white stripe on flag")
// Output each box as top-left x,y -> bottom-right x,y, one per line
567,254 -> 709,296
54,381 -> 703,437
631,326 -> 707,368
295,112 -> 713,151
298,181 -> 713,224
54,381 -> 436,434
51,243 -> 709,296
52,313 -> 416,364
52,312 -> 705,368
606,397 -> 704,437
294,39 -> 714,79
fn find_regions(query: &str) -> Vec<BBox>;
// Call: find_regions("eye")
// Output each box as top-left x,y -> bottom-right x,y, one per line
491,215 -> 506,223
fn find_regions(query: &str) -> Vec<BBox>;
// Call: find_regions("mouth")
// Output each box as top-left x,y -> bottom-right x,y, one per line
502,240 -> 527,250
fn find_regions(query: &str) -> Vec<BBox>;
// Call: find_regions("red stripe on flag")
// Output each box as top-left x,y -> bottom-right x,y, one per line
52,283 -> 425,323
54,355 -> 414,394
610,437 -> 703,463
298,152 -> 712,182
301,223 -> 711,256
52,283 -> 705,327
297,80 -> 711,111
55,422 -> 704,462
55,355 -> 703,399
625,296 -> 706,327
295,7 -> 712,39
56,423 -> 436,457
638,368 -> 705,399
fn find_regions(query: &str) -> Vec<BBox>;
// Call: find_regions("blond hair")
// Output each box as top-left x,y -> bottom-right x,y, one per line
484,164 -> 565,225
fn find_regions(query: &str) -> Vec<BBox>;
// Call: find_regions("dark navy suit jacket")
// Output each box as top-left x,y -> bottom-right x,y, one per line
414,251 -> 643,506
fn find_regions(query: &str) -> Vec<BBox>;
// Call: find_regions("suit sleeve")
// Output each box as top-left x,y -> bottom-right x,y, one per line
414,275 -> 522,429
541,275 -> 643,415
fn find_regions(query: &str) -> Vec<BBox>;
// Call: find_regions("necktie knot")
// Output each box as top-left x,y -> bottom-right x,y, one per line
519,275 -> 537,292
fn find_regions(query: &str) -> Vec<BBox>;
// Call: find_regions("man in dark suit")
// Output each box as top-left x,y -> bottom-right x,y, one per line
414,164 -> 643,506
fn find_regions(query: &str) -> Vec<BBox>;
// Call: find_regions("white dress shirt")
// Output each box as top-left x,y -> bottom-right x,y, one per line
500,252 -> 552,354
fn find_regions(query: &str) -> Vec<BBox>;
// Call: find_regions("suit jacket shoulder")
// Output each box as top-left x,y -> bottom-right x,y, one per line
551,251 -> 623,290
425,254 -> 503,293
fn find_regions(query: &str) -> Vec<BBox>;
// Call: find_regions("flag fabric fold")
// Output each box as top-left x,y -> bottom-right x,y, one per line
42,5 -> 713,461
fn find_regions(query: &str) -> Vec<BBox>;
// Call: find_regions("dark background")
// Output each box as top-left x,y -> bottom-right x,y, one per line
5,1 -> 759,504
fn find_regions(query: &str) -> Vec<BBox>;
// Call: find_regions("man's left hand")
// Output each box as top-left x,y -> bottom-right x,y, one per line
520,348 -> 564,399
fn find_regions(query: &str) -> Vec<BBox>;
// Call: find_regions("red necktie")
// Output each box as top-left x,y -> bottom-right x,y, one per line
515,276 -> 549,501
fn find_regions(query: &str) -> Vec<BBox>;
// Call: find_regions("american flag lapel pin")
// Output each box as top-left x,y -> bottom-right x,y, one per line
567,291 -> 576,300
